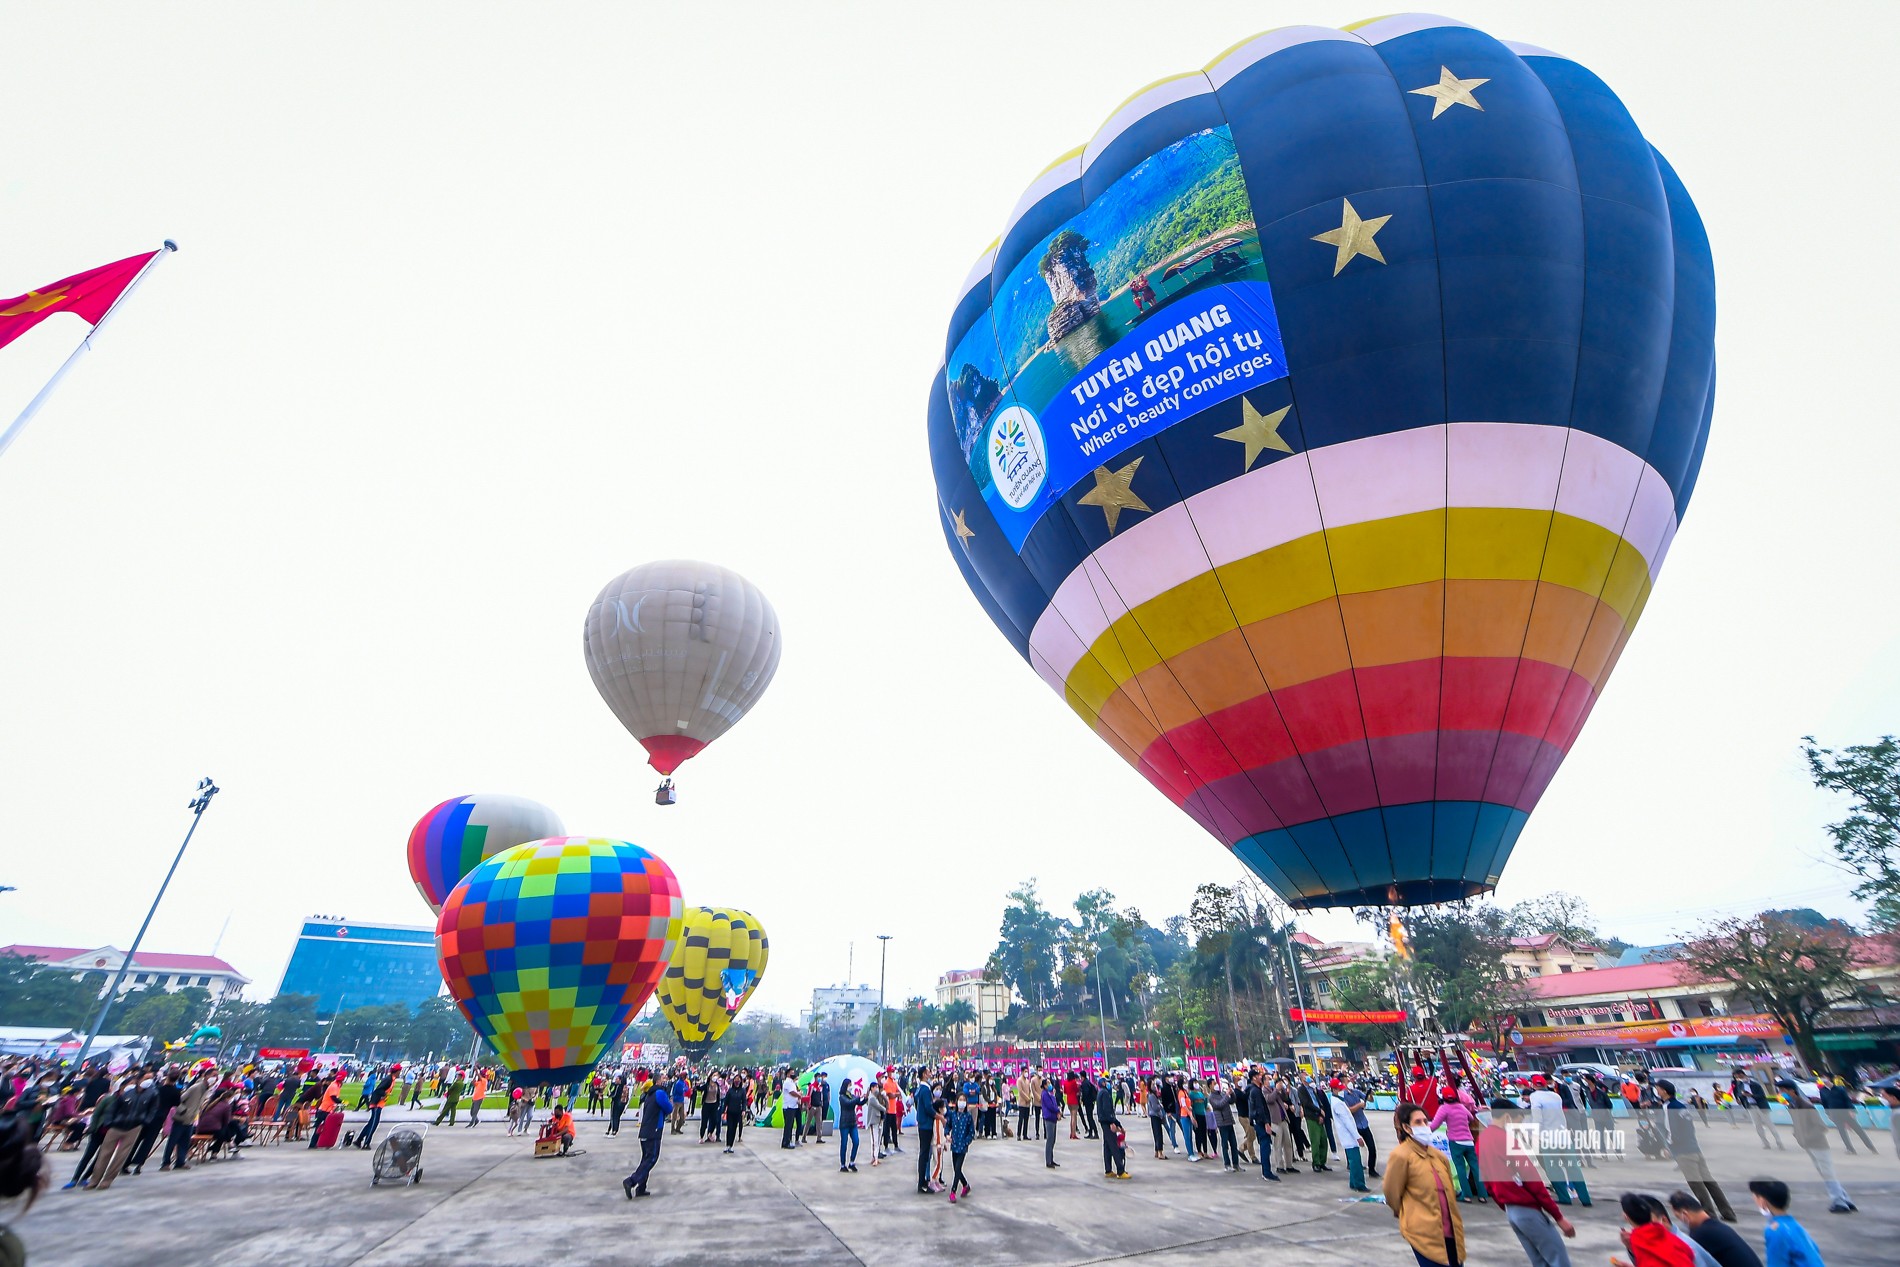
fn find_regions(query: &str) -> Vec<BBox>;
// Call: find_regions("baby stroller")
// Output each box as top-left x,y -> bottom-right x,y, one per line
372,1127 -> 426,1186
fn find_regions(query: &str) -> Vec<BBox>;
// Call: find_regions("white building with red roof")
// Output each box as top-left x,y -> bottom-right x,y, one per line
1,943 -> 249,1001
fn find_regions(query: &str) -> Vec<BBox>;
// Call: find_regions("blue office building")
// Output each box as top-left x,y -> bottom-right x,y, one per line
277,916 -> 441,1013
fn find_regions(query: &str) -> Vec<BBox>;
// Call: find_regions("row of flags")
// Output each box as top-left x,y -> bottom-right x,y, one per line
0,244 -> 173,459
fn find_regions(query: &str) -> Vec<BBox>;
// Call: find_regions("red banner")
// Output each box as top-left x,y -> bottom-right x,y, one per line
1290,1007 -> 1408,1024
257,1047 -> 310,1059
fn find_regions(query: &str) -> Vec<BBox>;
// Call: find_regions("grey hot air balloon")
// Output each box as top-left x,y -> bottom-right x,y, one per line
583,560 -> 781,801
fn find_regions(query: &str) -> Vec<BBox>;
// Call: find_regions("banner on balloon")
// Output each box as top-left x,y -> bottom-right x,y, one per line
944,124 -> 1287,548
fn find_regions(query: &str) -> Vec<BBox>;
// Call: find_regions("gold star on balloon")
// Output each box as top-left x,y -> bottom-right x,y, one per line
1311,199 -> 1391,276
0,287 -> 69,318
1076,457 -> 1152,534
1214,398 -> 1294,470
1410,66 -> 1489,119
950,507 -> 975,548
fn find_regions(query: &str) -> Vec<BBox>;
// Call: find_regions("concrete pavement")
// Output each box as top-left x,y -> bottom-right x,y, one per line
16,1107 -> 1899,1265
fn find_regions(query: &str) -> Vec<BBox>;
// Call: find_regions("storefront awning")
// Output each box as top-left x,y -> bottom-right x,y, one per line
1815,1030 -> 1900,1050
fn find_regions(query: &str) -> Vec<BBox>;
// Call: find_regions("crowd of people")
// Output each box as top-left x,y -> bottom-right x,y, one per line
589,1056 -> 1891,1267
5,1047 -> 1895,1266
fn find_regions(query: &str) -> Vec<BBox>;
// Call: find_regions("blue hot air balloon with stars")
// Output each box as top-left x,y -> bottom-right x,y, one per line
928,14 -> 1714,909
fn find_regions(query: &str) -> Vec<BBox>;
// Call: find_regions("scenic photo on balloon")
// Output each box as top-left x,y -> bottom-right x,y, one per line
436,837 -> 684,1084
929,16 -> 1714,909
655,906 -> 770,1059
583,560 -> 782,804
405,793 -> 567,914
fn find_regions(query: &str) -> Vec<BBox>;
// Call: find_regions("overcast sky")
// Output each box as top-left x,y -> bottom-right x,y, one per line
2,2 -> 1896,1024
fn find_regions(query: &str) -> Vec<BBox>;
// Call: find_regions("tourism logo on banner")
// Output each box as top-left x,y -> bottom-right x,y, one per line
986,406 -> 1047,509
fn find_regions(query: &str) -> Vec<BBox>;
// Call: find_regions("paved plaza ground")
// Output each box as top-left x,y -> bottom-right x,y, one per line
16,1107 -> 1900,1266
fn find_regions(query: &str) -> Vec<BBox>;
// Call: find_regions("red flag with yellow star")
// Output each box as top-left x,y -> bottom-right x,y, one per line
0,251 -> 160,352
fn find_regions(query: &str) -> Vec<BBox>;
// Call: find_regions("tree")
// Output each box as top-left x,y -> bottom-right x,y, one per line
0,954 -> 105,1028
1149,958 -> 1217,1059
940,999 -> 977,1047
1325,961 -> 1409,1055
1676,912 -> 1866,1072
1185,882 -> 1289,1059
1509,892 -> 1607,947
402,997 -> 470,1060
1802,734 -> 1900,931
116,985 -> 212,1043
1405,902 -> 1534,1050
986,879 -> 1064,1012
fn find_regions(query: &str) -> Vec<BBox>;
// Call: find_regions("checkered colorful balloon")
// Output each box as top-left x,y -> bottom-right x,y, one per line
436,836 -> 683,1085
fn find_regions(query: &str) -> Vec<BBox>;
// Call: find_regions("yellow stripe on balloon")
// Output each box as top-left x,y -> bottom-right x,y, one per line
1064,509 -> 1654,724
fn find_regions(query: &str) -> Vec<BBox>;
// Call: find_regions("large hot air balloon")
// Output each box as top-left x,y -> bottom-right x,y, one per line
655,906 -> 770,1058
583,560 -> 781,800
406,794 -> 567,914
436,837 -> 683,1084
929,14 -> 1713,909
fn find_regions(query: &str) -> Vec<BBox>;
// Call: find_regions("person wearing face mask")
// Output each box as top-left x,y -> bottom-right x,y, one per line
1609,1192 -> 1697,1267
1778,1077 -> 1855,1214
1667,1191 -> 1762,1267
1145,1077 -> 1167,1159
837,1077 -> 864,1173
913,1073 -> 937,1194
1382,1102 -> 1466,1266
89,1074 -> 152,1191
1479,1098 -> 1576,1267
1041,1076 -> 1062,1168
1097,1073 -> 1128,1178
1744,1180 -> 1823,1267
946,1090 -> 975,1201
125,1067 -> 173,1175
63,1075 -> 124,1189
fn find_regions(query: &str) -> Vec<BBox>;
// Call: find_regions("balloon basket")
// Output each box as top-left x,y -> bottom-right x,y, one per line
655,779 -> 676,806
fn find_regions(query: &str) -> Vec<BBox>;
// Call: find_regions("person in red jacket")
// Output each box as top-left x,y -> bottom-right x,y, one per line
1611,1193 -> 1694,1267
1479,1098 -> 1577,1266
1407,1065 -> 1443,1117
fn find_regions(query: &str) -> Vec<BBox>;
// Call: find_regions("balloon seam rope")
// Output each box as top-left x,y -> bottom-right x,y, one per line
1456,55 -> 1595,893
1380,43 -> 1460,899
1495,151 -> 1694,843
1163,79 -> 1345,903
1480,75 -> 1682,881
1133,428 -> 1332,902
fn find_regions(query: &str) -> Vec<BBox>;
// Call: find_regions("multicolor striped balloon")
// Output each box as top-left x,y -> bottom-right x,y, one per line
929,15 -> 1713,909
655,906 -> 769,1057
406,794 -> 566,914
436,837 -> 683,1084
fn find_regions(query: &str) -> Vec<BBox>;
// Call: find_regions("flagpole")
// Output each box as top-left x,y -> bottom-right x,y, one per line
0,240 -> 177,461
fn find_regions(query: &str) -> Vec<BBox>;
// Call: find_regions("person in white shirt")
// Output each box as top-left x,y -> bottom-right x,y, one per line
1527,1074 -> 1589,1207
1329,1088 -> 1369,1191
779,1074 -> 803,1149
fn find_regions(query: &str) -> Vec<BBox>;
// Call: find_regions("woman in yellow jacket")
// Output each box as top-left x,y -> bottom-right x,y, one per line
1381,1103 -> 1466,1266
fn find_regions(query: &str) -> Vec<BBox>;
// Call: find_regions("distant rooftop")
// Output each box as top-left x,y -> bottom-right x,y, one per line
1519,960 -> 1696,998
1509,933 -> 1603,952
2,944 -> 246,978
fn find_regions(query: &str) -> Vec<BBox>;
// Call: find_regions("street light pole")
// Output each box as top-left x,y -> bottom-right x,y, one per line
1284,930 -> 1318,1068
1093,940 -> 1110,1066
875,934 -> 892,1066
75,777 -> 219,1067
